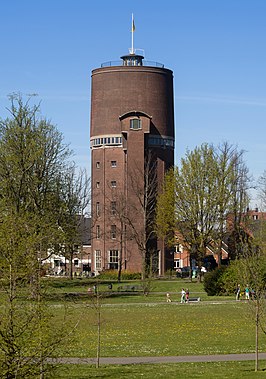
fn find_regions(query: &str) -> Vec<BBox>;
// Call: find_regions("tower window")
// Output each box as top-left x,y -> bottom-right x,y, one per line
130,119 -> 141,130
111,180 -> 117,188
96,181 -> 100,188
95,250 -> 102,270
108,250 -> 119,269
111,160 -> 117,167
96,202 -> 100,217
111,201 -> 116,215
96,161 -> 100,169
96,225 -> 100,239
111,225 -> 117,239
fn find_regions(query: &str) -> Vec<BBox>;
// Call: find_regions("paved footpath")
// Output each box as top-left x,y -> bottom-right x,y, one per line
47,353 -> 266,365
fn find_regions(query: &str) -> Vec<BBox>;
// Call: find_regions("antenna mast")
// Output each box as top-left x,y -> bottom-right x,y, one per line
131,13 -> 135,54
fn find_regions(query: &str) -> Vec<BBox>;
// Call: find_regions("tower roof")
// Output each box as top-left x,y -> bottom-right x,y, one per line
120,53 -> 144,66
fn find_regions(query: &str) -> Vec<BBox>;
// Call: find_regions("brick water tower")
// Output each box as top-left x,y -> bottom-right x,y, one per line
90,23 -> 175,276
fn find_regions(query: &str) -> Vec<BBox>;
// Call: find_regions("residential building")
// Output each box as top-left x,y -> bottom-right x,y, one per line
174,208 -> 266,274
43,216 -> 92,276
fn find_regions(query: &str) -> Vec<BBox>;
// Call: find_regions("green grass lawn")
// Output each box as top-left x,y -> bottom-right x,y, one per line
52,301 -> 264,358
17,277 -> 260,359
51,361 -> 266,378
1,277 -> 264,377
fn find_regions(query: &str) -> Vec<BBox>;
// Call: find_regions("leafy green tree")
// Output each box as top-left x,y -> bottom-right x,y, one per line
222,231 -> 266,372
157,144 -> 219,271
0,94 -> 72,378
157,143 -> 250,274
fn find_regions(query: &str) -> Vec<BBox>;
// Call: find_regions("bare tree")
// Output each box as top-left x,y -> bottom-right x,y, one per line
125,150 -> 158,280
216,142 -> 250,265
258,171 -> 266,210
57,166 -> 91,278
104,189 -> 129,282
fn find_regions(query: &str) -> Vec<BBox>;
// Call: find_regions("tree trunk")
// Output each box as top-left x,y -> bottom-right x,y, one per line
117,257 -> 122,283
117,225 -> 123,283
217,239 -> 222,268
255,299 -> 259,372
70,249 -> 73,279
141,251 -> 146,280
96,290 -> 100,369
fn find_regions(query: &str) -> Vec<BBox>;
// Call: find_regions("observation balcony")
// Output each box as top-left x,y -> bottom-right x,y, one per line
101,54 -> 164,68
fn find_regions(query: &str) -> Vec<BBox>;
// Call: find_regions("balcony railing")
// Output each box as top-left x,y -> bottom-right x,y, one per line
101,60 -> 164,68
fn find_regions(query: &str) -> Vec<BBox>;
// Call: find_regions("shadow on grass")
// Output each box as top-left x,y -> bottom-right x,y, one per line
42,291 -> 144,302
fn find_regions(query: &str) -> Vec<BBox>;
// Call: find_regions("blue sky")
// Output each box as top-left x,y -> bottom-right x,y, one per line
1,0 -> 266,204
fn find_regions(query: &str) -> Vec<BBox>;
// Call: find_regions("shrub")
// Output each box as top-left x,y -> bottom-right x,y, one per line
220,263 -> 240,295
97,270 -> 141,281
203,266 -> 227,296
164,269 -> 178,278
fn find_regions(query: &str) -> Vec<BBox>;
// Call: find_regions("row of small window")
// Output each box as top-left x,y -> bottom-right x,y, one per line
96,224 -> 117,239
95,249 -> 119,270
91,121 -> 141,148
54,258 -> 80,267
96,201 -> 116,217
92,131 -> 173,150
96,160 -> 117,168
148,135 -> 174,148
96,180 -> 116,189
91,136 -> 122,147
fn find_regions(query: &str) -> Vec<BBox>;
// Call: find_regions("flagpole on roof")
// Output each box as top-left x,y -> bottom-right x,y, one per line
131,13 -> 135,54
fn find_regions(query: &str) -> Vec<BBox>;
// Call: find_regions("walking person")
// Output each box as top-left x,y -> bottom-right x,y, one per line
180,288 -> 186,303
245,285 -> 250,300
236,284 -> 241,301
185,288 -> 189,303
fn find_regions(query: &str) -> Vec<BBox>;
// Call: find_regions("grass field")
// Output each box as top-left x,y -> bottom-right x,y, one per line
51,361 -> 266,378
2,277 -> 265,377
54,301 -> 264,358
36,277 -> 265,359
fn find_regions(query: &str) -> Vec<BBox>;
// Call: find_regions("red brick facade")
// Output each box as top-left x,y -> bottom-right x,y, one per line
90,54 -> 174,275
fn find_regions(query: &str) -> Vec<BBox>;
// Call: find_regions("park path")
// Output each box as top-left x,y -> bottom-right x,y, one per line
47,353 -> 266,365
